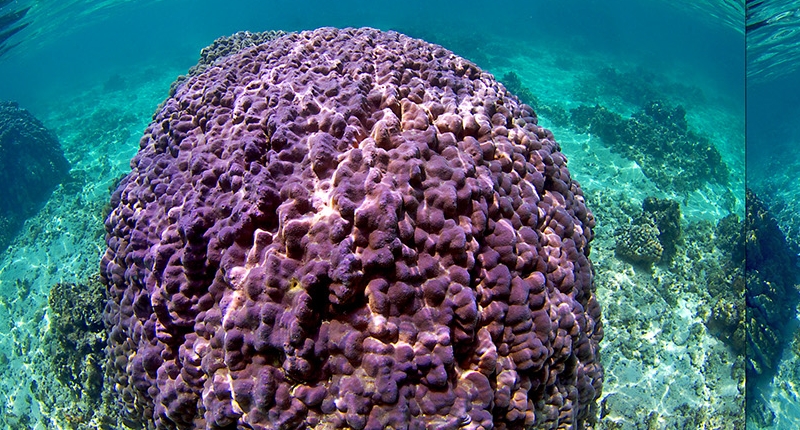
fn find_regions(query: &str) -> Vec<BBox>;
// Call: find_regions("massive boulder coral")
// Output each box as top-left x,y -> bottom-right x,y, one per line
101,27 -> 602,429
170,30 -> 288,96
0,101 -> 70,251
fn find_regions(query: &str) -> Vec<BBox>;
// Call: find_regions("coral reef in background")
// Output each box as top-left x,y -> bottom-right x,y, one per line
500,71 -> 536,108
101,27 -> 602,429
576,66 -> 706,110
614,197 -> 681,267
0,64 -> 184,430
570,101 -> 729,193
0,101 -> 70,252
744,188 -> 800,426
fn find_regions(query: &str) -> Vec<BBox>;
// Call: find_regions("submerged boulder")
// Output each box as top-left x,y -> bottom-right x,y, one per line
101,27 -> 602,429
0,101 -> 70,251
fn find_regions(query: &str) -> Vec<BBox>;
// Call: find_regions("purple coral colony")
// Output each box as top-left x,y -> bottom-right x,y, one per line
101,27 -> 603,429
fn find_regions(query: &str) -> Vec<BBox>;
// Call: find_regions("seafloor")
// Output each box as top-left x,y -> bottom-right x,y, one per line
0,29 -> 745,428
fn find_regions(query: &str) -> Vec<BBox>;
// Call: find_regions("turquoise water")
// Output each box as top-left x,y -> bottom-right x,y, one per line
0,1 -> 750,428
747,1 -> 800,428
747,0 -> 800,82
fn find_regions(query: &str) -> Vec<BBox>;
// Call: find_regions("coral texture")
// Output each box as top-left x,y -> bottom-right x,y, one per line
194,30 -> 289,74
705,212 -> 745,357
48,277 -> 106,399
745,188 -> 799,422
101,27 -> 602,429
641,197 -> 681,261
0,101 -> 70,251
614,217 -> 663,266
614,197 -> 680,267
170,30 -> 289,97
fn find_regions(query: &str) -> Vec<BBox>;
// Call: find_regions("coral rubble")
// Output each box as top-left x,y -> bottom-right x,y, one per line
614,215 -> 663,266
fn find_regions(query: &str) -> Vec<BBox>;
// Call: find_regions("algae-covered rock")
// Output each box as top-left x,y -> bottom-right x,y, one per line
615,197 -> 681,266
615,216 -> 663,266
643,197 -> 681,261
47,277 -> 106,400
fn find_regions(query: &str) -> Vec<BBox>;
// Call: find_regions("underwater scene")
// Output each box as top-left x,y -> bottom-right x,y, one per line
0,0 -> 762,428
747,0 -> 800,428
